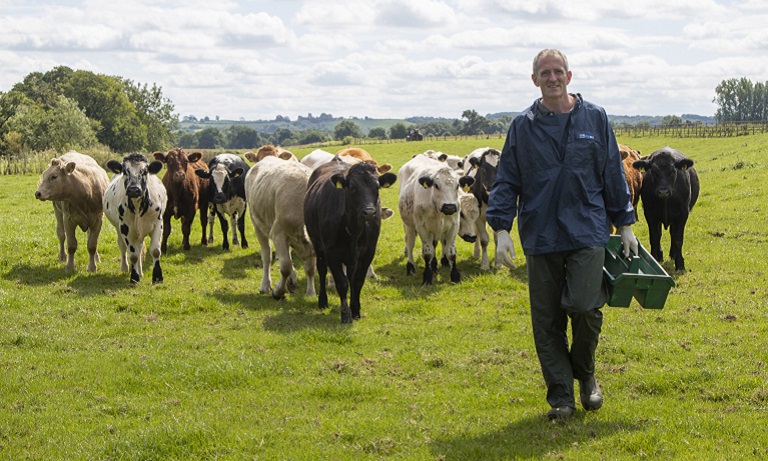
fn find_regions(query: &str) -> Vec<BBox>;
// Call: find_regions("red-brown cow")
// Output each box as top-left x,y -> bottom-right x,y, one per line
153,148 -> 210,252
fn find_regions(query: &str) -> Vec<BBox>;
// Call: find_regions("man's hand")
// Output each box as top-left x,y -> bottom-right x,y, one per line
620,225 -> 639,258
494,230 -> 517,269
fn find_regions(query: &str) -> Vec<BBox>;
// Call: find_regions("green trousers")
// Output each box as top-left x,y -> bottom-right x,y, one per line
526,247 -> 607,409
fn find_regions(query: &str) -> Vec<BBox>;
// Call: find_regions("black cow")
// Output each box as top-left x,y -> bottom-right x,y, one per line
304,159 -> 397,323
466,147 -> 501,270
633,146 -> 700,271
195,153 -> 249,250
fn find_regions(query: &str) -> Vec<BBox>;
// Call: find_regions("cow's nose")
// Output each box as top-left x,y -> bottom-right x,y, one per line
656,188 -> 671,198
214,193 -> 226,204
126,186 -> 142,198
362,206 -> 377,221
460,234 -> 477,243
440,204 -> 457,215
34,190 -> 42,199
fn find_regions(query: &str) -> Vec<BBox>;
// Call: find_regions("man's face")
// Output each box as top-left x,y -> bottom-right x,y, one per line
531,55 -> 572,99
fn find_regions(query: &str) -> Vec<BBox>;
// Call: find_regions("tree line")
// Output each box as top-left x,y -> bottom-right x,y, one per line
0,66 -> 757,156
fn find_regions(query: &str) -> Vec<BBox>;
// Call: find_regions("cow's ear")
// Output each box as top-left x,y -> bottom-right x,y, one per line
148,161 -> 164,175
677,158 -> 694,170
377,163 -> 393,174
231,167 -> 244,178
437,153 -> 448,162
457,160 -> 464,169
469,156 -> 482,169
153,151 -> 167,163
188,151 -> 203,163
419,176 -> 434,189
632,160 -> 649,172
195,169 -> 211,179
332,173 -> 348,189
459,175 -> 475,191
106,160 -> 123,174
379,172 -> 397,189
64,161 -> 77,174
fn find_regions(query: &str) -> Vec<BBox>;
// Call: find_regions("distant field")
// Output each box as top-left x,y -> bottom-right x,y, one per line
1,134 -> 767,459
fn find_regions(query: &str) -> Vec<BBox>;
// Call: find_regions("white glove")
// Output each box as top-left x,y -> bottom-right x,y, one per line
620,225 -> 639,258
494,230 -> 517,269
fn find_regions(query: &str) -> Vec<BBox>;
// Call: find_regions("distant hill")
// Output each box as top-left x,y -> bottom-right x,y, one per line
178,112 -> 716,134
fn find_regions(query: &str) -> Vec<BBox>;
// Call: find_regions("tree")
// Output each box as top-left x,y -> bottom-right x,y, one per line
273,128 -> 296,146
389,122 -> 408,139
713,77 -> 768,122
46,95 -> 98,151
367,127 -> 387,139
661,115 -> 683,126
296,129 -> 330,145
460,109 -> 490,135
175,131 -> 198,149
226,125 -> 262,149
64,70 -> 147,152
196,127 -> 223,149
333,120 -> 362,140
119,78 -> 177,151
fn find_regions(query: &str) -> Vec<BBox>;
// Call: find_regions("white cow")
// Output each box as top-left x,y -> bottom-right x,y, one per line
398,154 -> 474,284
103,154 -> 167,284
300,149 -> 360,170
244,155 -> 316,299
422,149 -> 465,171
34,151 -> 109,273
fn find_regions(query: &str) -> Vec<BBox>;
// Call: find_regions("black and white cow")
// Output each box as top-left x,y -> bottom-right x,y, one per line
464,147 -> 503,270
632,146 -> 700,271
195,153 -> 249,250
103,154 -> 167,284
304,159 -> 397,323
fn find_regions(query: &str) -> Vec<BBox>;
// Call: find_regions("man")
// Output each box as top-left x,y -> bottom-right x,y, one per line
486,49 -> 638,420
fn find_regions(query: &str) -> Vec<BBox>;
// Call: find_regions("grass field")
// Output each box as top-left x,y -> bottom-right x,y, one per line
1,134 -> 767,460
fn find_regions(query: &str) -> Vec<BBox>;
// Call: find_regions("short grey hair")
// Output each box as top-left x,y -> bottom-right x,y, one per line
532,49 -> 569,75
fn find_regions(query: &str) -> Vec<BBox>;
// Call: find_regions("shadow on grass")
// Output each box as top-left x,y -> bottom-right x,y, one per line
2,262 -> 72,285
430,414 -> 641,459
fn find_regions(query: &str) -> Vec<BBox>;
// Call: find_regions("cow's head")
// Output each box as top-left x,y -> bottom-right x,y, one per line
108,154 -> 163,198
35,157 -> 80,201
458,190 -> 480,243
331,162 -> 397,224
418,168 -> 475,216
153,148 -> 202,183
632,147 -> 694,199
195,163 -> 244,204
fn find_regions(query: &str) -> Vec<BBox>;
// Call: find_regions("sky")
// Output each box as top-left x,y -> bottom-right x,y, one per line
1,0 -> 768,121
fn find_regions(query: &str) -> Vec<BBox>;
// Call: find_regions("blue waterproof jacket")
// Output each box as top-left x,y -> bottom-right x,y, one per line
486,94 -> 636,256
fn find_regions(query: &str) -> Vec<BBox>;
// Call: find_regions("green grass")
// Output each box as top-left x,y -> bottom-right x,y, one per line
1,134 -> 768,460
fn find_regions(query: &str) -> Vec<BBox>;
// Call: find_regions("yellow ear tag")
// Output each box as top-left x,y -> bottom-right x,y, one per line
335,181 -> 343,189
422,182 -> 429,189
463,185 -> 471,192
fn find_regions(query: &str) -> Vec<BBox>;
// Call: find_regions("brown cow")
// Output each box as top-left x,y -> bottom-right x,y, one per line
336,147 -> 393,174
244,145 -> 298,163
619,143 -> 643,221
153,148 -> 210,252
34,151 -> 109,272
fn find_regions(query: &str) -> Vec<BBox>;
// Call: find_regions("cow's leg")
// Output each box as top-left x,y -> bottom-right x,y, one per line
255,230 -> 272,295
328,261 -> 351,323
421,239 -> 436,285
316,251 -> 329,309
477,216 -> 491,270
207,203 -> 216,244
272,233 -> 296,299
161,211 -> 172,254
229,214 -> 239,246
404,224 -> 417,276
86,218 -> 102,273
445,239 -> 461,283
149,224 -> 163,284
54,203 -> 67,263
128,238 -> 142,284
669,217 -> 688,271
218,210 -> 230,251
116,228 -> 129,272
181,215 -> 192,251
237,211 -> 249,249
199,202 -> 209,247
63,218 -> 78,272
647,217 -> 663,263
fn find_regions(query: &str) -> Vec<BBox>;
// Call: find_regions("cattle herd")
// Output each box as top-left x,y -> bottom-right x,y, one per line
33,143 -> 700,322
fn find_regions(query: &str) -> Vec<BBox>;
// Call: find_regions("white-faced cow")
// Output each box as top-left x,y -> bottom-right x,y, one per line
245,144 -> 299,163
153,148 -> 209,253
103,154 -> 167,284
34,151 -> 109,273
304,158 -> 397,323
398,153 -> 474,284
464,147 -> 505,270
244,155 -> 316,299
632,146 -> 700,271
195,153 -> 249,250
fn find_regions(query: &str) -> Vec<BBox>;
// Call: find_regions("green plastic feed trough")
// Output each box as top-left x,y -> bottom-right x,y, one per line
603,236 -> 675,309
